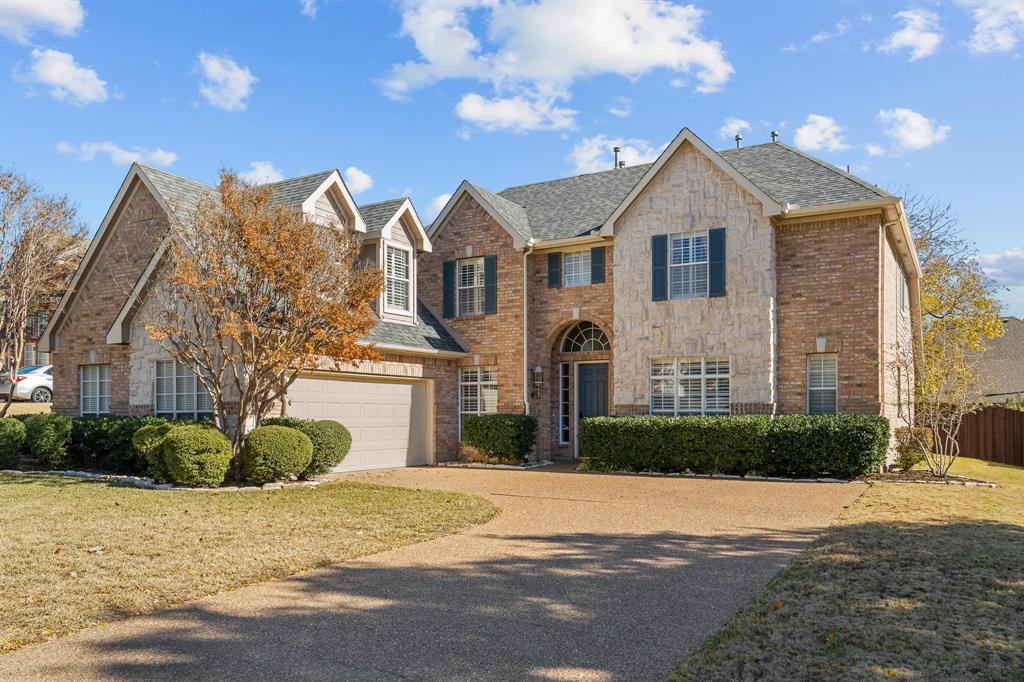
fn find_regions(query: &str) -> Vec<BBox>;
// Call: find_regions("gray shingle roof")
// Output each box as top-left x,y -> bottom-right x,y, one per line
718,142 -> 893,208
363,301 -> 465,354
972,316 -> 1024,401
264,170 -> 334,207
359,198 -> 407,235
467,142 -> 894,243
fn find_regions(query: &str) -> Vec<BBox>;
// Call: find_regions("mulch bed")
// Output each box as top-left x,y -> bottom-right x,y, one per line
859,470 -> 997,488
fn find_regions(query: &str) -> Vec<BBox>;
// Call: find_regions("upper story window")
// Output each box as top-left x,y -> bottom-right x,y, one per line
80,364 -> 111,417
563,249 -> 592,287
155,360 -> 213,421
649,356 -> 730,416
670,232 -> 708,299
457,257 -> 485,317
807,353 -> 838,415
385,244 -> 412,313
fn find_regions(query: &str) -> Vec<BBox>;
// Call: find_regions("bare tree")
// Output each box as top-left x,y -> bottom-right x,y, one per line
0,170 -> 86,416
137,170 -> 382,473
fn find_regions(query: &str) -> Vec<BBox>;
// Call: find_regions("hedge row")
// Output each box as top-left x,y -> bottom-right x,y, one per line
462,413 -> 537,463
579,414 -> 890,479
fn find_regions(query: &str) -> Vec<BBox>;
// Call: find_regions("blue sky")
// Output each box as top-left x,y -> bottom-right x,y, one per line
2,0 -> 1022,314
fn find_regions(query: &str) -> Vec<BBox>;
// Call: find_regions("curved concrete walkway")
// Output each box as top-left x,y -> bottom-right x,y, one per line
0,466 -> 865,681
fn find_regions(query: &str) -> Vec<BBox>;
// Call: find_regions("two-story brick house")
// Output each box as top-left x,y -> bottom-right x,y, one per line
424,127 -> 920,459
42,126 -> 918,470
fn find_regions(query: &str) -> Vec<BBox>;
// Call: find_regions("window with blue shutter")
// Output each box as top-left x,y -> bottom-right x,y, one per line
548,252 -> 561,288
651,235 -> 668,301
484,255 -> 497,315
590,246 -> 606,284
708,228 -> 726,297
442,260 -> 456,318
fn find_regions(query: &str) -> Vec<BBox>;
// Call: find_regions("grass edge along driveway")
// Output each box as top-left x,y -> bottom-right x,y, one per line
672,457 -> 1024,681
0,475 -> 497,654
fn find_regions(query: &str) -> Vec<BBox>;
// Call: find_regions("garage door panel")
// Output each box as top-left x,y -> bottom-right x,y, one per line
286,376 -> 428,472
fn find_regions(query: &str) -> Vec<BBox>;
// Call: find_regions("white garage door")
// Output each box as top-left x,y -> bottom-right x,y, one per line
286,375 -> 430,472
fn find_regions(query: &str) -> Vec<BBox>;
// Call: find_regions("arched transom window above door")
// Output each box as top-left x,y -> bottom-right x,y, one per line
561,321 -> 610,353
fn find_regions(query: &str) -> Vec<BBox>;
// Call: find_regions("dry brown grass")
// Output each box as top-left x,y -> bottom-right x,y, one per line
0,475 -> 497,654
673,457 -> 1024,681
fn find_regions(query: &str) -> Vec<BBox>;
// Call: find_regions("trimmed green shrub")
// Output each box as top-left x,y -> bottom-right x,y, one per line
580,414 -> 889,479
161,424 -> 232,487
71,416 -> 169,473
264,417 -> 352,477
242,425 -> 313,484
132,422 -> 175,482
24,413 -> 72,469
462,414 -> 537,462
0,418 -> 26,469
893,426 -> 931,472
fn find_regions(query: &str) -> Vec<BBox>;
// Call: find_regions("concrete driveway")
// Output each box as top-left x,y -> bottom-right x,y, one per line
0,466 -> 865,681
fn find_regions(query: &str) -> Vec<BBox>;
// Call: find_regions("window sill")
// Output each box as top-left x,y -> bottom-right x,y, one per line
454,313 -> 489,321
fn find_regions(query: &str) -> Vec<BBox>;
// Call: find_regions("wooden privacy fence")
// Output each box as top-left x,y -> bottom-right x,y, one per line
957,405 -> 1024,467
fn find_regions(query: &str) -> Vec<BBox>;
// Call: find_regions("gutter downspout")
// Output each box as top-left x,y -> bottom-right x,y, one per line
523,240 -> 534,419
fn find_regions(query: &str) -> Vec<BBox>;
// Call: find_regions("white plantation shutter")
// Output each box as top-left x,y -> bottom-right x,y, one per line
385,245 -> 411,312
155,360 -> 214,420
79,365 -> 111,416
649,357 -> 730,416
807,354 -> 838,414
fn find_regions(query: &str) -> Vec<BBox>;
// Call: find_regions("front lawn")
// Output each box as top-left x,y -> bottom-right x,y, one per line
673,457 -> 1024,681
0,474 -> 497,654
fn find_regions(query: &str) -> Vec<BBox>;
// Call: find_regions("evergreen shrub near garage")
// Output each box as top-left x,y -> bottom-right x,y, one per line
242,425 -> 313,484
462,414 -> 537,463
263,417 -> 352,477
580,414 -> 889,479
161,424 -> 232,488
24,413 -> 73,469
71,416 -> 169,473
0,417 -> 27,469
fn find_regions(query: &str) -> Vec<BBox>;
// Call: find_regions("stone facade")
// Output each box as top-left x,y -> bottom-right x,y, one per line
51,180 -> 168,417
612,141 -> 777,415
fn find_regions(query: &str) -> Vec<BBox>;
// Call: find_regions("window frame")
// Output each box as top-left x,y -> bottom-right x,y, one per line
648,356 -> 731,416
458,366 -> 497,439
79,364 -> 111,417
668,231 -> 709,300
562,249 -> 592,288
456,257 -> 486,317
806,353 -> 838,415
559,362 -> 571,444
154,359 -> 214,421
384,242 -> 413,314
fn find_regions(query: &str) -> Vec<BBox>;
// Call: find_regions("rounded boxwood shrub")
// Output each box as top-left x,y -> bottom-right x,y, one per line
265,417 -> 352,477
242,425 -> 313,484
462,414 -> 537,463
161,424 -> 232,488
0,417 -> 27,469
132,422 -> 175,482
24,413 -> 72,469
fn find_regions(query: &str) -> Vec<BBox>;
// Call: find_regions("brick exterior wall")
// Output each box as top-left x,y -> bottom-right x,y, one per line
419,193 -> 526,416
775,212 -> 884,415
51,180 -> 169,417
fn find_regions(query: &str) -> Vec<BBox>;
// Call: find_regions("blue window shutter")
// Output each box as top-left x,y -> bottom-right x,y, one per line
708,228 -> 726,297
484,255 -> 498,314
547,252 -> 561,288
590,246 -> 606,284
651,235 -> 668,301
442,260 -> 456,318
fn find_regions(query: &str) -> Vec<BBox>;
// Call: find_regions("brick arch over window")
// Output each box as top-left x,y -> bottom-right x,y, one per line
543,315 -> 614,352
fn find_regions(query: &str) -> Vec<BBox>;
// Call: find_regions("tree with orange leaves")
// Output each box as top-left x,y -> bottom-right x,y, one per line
140,170 -> 382,472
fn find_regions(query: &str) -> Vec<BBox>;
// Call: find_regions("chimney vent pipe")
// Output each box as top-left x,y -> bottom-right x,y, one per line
771,130 -> 779,142
612,146 -> 621,169
734,134 -> 743,148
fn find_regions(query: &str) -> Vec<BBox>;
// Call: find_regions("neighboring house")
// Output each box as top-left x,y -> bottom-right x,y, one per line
41,126 -> 921,471
423,127 -> 920,459
972,316 -> 1024,403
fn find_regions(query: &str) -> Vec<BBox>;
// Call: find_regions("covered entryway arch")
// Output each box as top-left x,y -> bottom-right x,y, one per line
545,319 -> 613,459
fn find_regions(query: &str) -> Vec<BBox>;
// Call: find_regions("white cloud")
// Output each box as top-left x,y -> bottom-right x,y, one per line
383,0 -> 733,132
957,0 -> 1024,54
299,0 -> 317,19
669,78 -> 687,88
0,0 -> 84,44
19,49 -> 107,106
56,141 -> 177,167
607,96 -> 632,118
794,114 -> 849,152
568,134 -> 663,174
877,108 -> 951,150
343,166 -> 373,194
878,9 -> 943,61
238,161 -> 284,184
197,52 -> 256,111
455,92 -> 575,133
718,116 -> 751,140
978,246 -> 1024,286
810,18 -> 852,44
425,193 -> 452,222
866,143 -> 886,157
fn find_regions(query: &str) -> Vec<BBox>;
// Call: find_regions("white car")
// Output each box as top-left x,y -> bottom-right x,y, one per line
1,365 -> 53,403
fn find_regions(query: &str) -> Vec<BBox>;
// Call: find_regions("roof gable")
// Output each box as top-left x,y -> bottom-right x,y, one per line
428,180 -> 532,248
359,197 -> 432,252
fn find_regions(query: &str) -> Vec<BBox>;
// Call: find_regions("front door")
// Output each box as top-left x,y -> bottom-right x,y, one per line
577,362 -> 608,457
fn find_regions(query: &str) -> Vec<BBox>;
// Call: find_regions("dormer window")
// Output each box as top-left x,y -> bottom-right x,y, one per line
385,244 -> 412,313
